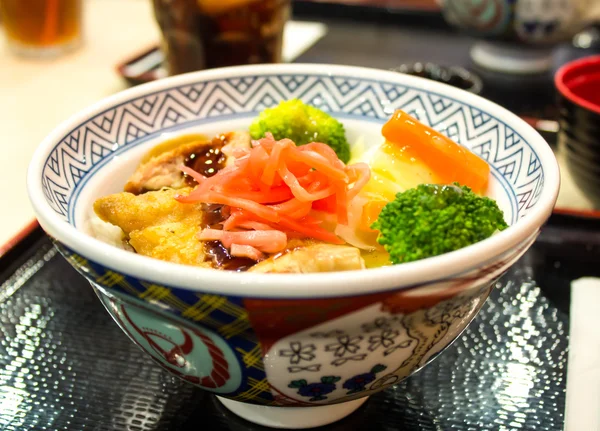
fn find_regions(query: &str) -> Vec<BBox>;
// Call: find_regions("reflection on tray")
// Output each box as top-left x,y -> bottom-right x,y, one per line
0,232 -> 570,430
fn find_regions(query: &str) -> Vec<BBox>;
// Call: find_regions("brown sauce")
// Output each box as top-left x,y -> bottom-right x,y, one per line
183,135 -> 228,183
143,134 -> 248,270
141,133 -> 208,165
204,240 -> 256,272
201,203 -> 227,228
127,134 -> 255,270
200,203 -> 255,271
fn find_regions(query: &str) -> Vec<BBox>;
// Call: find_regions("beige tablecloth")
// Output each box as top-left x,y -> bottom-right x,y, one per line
0,0 -> 327,246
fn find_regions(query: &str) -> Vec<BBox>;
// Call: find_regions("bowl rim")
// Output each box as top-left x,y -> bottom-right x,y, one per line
27,63 -> 560,299
555,54 -> 600,116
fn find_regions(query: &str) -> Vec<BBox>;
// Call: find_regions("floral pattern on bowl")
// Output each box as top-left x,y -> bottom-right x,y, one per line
28,64 -> 559,428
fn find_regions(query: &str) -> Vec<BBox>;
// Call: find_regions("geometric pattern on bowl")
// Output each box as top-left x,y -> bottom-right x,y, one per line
41,73 -> 544,223
31,67 -> 554,410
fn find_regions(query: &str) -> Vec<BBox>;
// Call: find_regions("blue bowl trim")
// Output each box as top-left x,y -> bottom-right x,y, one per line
39,74 -> 544,224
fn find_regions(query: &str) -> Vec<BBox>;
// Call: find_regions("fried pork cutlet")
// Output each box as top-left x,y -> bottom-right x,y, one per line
93,188 -> 210,267
124,131 -> 251,194
249,244 -> 365,273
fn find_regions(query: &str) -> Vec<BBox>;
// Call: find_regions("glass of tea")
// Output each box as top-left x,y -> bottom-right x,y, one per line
0,0 -> 83,57
152,0 -> 291,76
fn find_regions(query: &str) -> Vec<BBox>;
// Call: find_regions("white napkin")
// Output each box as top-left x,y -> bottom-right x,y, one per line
564,277 -> 600,431
282,21 -> 328,63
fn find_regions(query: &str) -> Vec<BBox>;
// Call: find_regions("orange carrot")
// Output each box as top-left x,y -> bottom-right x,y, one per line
382,110 -> 490,194
360,200 -> 387,231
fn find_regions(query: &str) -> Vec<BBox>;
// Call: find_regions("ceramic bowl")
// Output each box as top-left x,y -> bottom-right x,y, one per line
556,55 -> 600,207
27,64 -> 559,429
438,0 -> 600,74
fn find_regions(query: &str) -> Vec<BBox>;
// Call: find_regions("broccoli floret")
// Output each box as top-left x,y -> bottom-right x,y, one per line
249,99 -> 351,163
371,183 -> 508,264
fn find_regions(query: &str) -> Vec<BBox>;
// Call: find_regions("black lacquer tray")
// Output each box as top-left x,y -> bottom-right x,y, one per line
2,213 -> 599,430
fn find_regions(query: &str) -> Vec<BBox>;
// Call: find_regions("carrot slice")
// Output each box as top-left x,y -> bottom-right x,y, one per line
382,110 -> 490,194
360,200 -> 387,232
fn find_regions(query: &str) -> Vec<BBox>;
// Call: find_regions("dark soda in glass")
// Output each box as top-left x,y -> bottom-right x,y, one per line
152,0 -> 291,75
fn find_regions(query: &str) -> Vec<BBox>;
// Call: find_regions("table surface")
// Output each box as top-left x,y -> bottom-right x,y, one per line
0,0 -> 597,248
0,0 -> 162,247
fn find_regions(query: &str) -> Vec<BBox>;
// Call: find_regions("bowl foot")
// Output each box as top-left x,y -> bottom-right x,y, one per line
216,396 -> 369,429
470,41 -> 553,75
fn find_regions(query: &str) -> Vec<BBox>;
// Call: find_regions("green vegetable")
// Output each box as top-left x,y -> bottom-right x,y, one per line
249,99 -> 351,163
371,183 -> 508,264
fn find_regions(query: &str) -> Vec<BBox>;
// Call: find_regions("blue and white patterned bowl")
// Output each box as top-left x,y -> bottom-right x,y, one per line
438,0 -> 600,74
27,64 -> 559,429
439,0 -> 600,46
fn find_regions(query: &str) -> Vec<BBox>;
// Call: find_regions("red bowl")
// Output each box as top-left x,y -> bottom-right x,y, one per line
555,55 -> 600,206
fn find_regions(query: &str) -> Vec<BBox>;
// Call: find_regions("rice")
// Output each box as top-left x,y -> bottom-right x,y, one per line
86,212 -> 130,251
